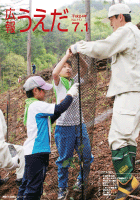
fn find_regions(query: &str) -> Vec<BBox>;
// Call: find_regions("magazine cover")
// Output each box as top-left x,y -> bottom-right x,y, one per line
0,0 -> 140,199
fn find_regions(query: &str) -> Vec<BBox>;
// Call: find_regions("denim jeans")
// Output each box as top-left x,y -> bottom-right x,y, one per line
55,123 -> 94,188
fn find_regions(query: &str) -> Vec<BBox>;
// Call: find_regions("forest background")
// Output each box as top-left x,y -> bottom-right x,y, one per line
0,0 -> 140,92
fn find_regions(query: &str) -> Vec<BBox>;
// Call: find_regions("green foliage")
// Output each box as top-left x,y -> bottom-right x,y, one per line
1,52 -> 27,84
34,49 -> 57,70
0,39 -> 9,60
62,157 -> 80,169
0,22 -> 13,41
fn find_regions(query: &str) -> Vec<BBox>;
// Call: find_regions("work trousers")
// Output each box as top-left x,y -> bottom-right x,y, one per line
109,92 -> 140,150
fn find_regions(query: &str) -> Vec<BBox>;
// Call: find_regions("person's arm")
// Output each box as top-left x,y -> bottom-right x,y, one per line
71,53 -> 88,78
79,54 -> 88,78
0,110 -> 19,170
0,143 -> 19,170
50,95 -> 72,123
50,83 -> 79,123
70,26 -> 132,60
52,48 -> 73,86
0,110 -> 7,138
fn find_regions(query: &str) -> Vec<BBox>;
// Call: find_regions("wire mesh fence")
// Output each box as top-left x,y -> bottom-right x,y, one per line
40,53 -> 113,199
0,53 -> 120,200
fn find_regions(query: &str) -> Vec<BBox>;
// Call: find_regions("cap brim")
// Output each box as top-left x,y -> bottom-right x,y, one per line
40,83 -> 53,90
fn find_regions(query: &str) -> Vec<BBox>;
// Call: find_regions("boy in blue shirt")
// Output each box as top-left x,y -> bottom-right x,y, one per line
17,76 -> 78,200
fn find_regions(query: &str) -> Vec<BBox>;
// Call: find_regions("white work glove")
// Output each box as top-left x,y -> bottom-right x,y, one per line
7,155 -> 20,171
70,40 -> 85,54
67,83 -> 79,97
71,44 -> 78,54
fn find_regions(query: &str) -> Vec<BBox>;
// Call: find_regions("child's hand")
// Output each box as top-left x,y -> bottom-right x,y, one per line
67,83 -> 79,97
66,48 -> 73,58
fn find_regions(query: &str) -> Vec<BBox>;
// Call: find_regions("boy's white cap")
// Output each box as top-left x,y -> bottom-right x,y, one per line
108,3 -> 131,18
23,76 -> 53,91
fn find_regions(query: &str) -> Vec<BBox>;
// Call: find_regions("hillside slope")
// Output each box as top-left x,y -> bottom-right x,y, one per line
0,67 -> 140,200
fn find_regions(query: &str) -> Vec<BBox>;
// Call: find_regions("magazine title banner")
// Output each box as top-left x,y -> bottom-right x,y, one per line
5,8 -> 88,33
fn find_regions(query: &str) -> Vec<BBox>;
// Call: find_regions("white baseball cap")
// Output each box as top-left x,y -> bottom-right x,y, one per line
23,76 -> 53,91
108,3 -> 131,18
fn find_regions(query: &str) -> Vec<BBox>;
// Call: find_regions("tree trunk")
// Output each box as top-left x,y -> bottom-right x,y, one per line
85,0 -> 91,81
0,62 -> 1,80
27,0 -> 32,75
85,0 -> 91,42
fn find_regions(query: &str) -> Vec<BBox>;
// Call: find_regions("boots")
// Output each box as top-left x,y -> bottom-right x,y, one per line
115,176 -> 140,200
131,156 -> 135,172
128,145 -> 136,172
111,146 -> 137,197
111,146 -> 133,183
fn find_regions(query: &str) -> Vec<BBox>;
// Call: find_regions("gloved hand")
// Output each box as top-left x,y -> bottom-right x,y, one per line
70,40 -> 85,54
67,83 -> 79,97
7,155 -> 20,171
70,44 -> 78,54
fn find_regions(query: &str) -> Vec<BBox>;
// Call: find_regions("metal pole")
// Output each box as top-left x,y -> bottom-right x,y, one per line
77,53 -> 84,199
